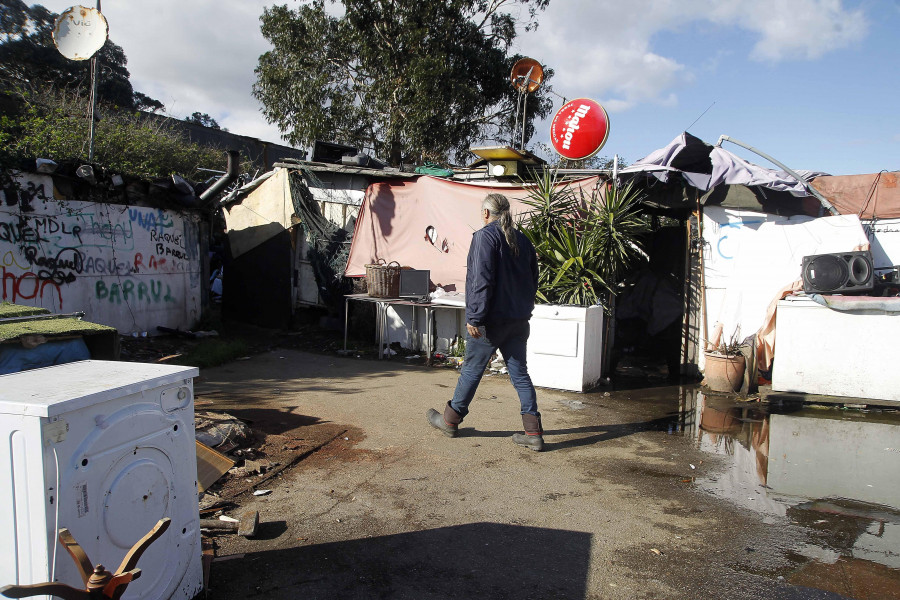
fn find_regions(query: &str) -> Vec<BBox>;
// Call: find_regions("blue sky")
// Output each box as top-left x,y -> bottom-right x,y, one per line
517,0 -> 899,175
35,0 -> 899,175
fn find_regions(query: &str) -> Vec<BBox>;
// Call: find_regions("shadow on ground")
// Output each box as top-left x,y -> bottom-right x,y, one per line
208,522 -> 591,600
458,416 -> 677,452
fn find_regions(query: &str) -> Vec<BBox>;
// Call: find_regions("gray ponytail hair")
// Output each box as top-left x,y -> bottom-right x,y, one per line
483,193 -> 519,256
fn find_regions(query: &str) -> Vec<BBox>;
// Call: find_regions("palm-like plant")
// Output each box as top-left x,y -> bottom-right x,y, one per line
518,172 -> 649,308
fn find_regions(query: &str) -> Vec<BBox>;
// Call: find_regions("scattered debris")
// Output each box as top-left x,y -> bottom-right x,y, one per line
195,411 -> 251,453
650,548 -> 662,556
253,489 -> 272,496
157,353 -> 184,363
242,458 -> 272,475
212,554 -> 246,563
200,511 -> 260,538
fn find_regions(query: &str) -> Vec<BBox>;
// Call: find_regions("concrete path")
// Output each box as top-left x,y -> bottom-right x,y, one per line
198,349 -> 849,600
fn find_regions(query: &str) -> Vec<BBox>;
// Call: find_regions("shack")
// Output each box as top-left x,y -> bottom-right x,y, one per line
219,161 -> 416,329
620,133 -> 900,399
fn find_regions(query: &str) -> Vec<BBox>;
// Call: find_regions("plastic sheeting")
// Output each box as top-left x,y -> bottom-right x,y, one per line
0,338 -> 90,375
701,206 -> 871,370
620,132 -> 827,196
810,172 -> 900,219
345,175 -> 602,291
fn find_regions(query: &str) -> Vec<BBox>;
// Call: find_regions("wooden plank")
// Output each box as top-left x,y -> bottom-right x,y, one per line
196,440 -> 235,493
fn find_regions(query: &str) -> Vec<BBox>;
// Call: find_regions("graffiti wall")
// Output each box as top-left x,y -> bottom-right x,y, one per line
1,173 -> 202,333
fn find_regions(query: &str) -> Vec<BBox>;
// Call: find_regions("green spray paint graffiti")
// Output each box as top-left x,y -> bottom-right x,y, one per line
95,279 -> 176,304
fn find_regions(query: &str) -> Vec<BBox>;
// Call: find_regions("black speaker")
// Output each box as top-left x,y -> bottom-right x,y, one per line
802,250 -> 874,294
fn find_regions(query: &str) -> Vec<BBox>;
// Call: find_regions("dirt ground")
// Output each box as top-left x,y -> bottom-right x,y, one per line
175,345 -> 889,600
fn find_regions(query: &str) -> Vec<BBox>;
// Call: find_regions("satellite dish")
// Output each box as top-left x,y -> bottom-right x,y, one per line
510,58 -> 544,93
53,6 -> 109,61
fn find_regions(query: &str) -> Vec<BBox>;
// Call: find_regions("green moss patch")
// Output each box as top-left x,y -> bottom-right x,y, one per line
0,302 -> 50,319
0,318 -> 116,342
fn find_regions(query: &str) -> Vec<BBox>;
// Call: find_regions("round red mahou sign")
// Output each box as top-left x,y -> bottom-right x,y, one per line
549,98 -> 610,160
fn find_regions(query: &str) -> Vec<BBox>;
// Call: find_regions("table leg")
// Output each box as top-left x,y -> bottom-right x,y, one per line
411,306 -> 418,352
427,307 -> 434,361
343,296 -> 350,352
377,302 -> 383,360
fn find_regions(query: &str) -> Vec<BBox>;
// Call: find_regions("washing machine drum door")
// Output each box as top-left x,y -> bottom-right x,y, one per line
63,404 -> 198,600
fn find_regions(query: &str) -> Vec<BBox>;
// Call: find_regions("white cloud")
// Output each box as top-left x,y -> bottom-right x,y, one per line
38,1 -> 281,142
704,0 -> 868,61
34,0 -> 869,145
518,0 -> 868,109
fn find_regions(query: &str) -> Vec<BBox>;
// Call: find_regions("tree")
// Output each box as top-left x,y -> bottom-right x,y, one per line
185,112 -> 222,129
254,0 -> 554,167
534,142 -> 626,171
0,1 -> 163,111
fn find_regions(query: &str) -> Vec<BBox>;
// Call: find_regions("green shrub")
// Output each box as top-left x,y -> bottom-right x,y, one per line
0,87 -> 227,179
518,172 -> 650,308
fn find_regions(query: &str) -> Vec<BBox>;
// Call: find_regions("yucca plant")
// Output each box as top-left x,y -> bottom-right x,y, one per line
518,172 -> 649,308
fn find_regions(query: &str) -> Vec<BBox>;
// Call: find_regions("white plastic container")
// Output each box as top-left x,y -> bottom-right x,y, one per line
527,304 -> 604,392
0,361 -> 203,600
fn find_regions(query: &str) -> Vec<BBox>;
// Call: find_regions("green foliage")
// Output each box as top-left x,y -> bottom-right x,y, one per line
534,142 -> 626,170
518,173 -> 650,308
0,88 -> 227,179
174,338 -> 250,369
0,1 -> 162,111
185,112 -> 221,130
254,0 -> 553,166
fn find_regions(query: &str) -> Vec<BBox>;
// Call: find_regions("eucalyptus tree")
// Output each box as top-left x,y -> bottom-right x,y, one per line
254,0 -> 554,166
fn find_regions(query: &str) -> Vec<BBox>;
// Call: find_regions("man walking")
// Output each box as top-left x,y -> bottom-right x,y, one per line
427,193 -> 544,451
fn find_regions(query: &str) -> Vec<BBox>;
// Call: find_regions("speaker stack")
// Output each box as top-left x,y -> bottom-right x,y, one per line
801,250 -> 874,294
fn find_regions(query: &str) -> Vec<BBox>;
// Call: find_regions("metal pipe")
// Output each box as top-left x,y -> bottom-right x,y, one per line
0,311 -> 85,324
87,0 -> 102,161
714,134 -> 839,216
200,150 -> 241,203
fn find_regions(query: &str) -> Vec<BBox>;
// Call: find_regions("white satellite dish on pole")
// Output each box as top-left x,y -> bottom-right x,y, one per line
52,5 -> 108,61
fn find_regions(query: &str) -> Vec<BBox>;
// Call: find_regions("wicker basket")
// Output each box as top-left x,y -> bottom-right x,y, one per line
364,260 -> 402,298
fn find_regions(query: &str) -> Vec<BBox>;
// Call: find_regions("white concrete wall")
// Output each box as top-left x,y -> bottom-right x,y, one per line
1,174 -> 202,333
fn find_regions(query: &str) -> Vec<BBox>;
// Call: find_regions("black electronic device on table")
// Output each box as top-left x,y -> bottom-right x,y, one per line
801,250 -> 874,294
399,269 -> 431,302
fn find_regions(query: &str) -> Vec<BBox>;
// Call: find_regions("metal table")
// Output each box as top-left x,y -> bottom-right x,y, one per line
343,294 -> 466,360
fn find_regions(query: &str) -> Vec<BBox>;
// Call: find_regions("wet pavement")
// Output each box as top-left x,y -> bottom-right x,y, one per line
198,349 -> 900,599
677,388 -> 900,598
603,382 -> 900,598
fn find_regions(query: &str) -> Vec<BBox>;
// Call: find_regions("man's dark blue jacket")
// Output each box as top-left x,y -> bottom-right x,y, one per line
465,220 -> 538,327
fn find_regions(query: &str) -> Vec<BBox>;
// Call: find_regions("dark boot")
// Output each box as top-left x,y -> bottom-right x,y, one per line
427,402 -> 462,438
512,412 -> 544,451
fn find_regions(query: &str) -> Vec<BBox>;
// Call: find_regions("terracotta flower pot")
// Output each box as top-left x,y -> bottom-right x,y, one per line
703,351 -> 746,393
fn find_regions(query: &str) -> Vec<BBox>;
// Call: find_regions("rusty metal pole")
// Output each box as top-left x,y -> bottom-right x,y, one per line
87,0 -> 102,161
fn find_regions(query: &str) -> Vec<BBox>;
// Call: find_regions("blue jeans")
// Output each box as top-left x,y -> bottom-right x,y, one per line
449,319 -> 539,418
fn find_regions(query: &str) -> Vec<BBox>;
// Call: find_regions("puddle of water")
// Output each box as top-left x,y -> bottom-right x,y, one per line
668,387 -> 900,596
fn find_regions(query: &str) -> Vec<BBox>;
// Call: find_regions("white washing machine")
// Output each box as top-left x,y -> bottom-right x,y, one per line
0,361 -> 203,600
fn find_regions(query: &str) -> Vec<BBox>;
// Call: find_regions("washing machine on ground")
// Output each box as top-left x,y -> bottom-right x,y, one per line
0,360 -> 203,600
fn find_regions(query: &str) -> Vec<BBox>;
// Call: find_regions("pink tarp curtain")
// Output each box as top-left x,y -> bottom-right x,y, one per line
810,172 -> 900,219
345,175 -> 602,292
